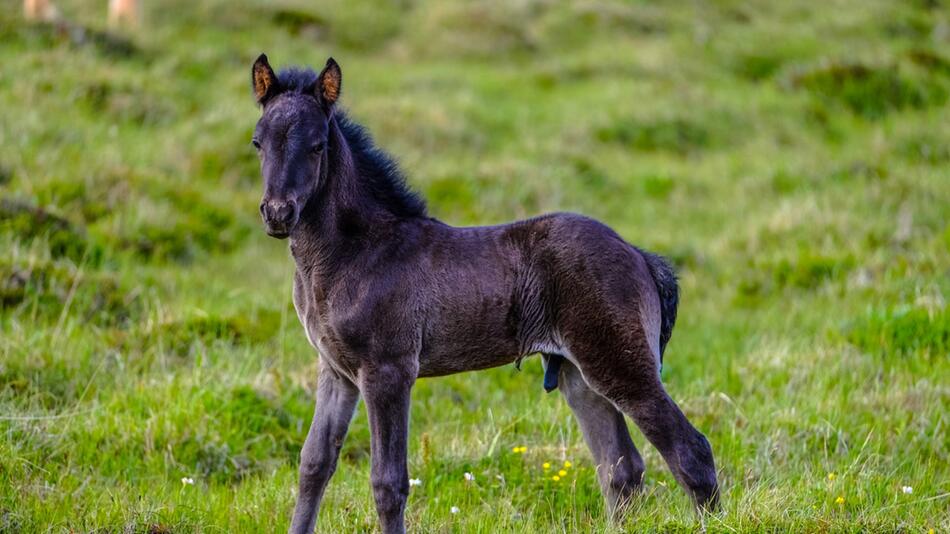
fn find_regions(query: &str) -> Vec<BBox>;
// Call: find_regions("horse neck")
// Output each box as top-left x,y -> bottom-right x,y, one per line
289,116 -> 395,273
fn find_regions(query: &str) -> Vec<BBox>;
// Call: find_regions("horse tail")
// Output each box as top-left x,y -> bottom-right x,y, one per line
640,250 -> 679,365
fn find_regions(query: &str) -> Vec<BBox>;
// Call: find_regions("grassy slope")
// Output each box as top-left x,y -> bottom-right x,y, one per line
1,0 -> 948,532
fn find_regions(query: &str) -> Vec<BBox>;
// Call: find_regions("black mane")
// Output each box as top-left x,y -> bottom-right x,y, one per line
277,67 -> 427,220
335,113 -> 428,219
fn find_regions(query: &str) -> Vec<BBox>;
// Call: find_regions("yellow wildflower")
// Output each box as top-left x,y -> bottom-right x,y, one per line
564,461 -> 572,468
542,462 -> 551,470
558,469 -> 567,477
827,472 -> 836,481
835,496 -> 845,505
552,475 -> 560,481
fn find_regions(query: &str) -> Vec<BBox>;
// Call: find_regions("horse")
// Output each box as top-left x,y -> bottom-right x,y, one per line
249,54 -> 719,534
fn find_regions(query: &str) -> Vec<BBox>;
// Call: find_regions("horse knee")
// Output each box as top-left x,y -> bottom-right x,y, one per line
300,442 -> 342,480
299,450 -> 336,481
371,473 -> 409,516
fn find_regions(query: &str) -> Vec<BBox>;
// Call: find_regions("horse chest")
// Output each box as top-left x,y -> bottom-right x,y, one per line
292,271 -> 360,383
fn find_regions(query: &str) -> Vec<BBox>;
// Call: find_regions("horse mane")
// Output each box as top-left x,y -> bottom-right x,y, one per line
334,113 -> 428,219
277,67 -> 428,220
277,67 -> 320,95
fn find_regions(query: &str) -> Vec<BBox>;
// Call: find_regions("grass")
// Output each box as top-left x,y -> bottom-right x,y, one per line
1,0 -> 948,532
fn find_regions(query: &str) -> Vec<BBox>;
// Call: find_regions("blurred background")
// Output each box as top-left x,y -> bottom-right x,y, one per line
1,0 -> 948,532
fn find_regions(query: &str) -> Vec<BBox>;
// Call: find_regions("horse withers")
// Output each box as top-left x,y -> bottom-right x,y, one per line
249,54 -> 719,534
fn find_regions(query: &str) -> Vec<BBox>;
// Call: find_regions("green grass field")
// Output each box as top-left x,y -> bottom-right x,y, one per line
2,0 -> 949,532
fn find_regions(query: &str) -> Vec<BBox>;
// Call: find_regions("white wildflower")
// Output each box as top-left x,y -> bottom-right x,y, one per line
902,486 -> 913,494
463,472 -> 474,482
450,506 -> 460,514
180,477 -> 194,486
409,478 -> 422,487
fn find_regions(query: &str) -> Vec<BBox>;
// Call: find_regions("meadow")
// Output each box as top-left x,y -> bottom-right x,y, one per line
1,0 -> 949,532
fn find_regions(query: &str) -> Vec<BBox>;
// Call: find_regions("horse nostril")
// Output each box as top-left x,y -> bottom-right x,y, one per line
276,203 -> 295,223
261,203 -> 276,223
259,203 -> 267,216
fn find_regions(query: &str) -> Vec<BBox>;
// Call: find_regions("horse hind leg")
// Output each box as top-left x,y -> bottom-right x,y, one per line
621,379 -> 719,511
566,334 -> 719,511
547,356 -> 645,519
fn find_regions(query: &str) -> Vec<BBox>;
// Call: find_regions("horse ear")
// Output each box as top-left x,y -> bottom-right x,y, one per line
317,57 -> 342,110
252,54 -> 280,105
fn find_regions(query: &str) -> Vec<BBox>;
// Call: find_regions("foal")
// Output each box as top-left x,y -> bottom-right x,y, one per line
249,54 -> 718,534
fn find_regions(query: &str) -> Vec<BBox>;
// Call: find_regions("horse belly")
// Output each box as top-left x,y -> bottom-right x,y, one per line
418,345 -> 520,377
417,307 -> 521,377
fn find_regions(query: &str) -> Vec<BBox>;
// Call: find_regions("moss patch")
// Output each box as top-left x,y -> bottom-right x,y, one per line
0,258 -> 136,325
0,199 -> 98,263
844,307 -> 950,357
596,116 -> 722,155
736,252 -> 855,303
170,386 -> 307,484
111,188 -> 249,262
789,61 -> 947,119
113,309 -> 283,358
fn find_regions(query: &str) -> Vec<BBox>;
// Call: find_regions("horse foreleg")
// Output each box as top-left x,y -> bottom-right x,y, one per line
361,361 -> 415,534
288,361 -> 360,534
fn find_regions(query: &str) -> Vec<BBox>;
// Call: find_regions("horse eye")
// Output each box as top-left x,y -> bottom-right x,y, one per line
251,139 -> 261,150
311,141 -> 326,154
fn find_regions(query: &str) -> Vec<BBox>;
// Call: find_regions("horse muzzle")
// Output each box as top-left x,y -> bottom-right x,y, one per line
260,199 -> 299,239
